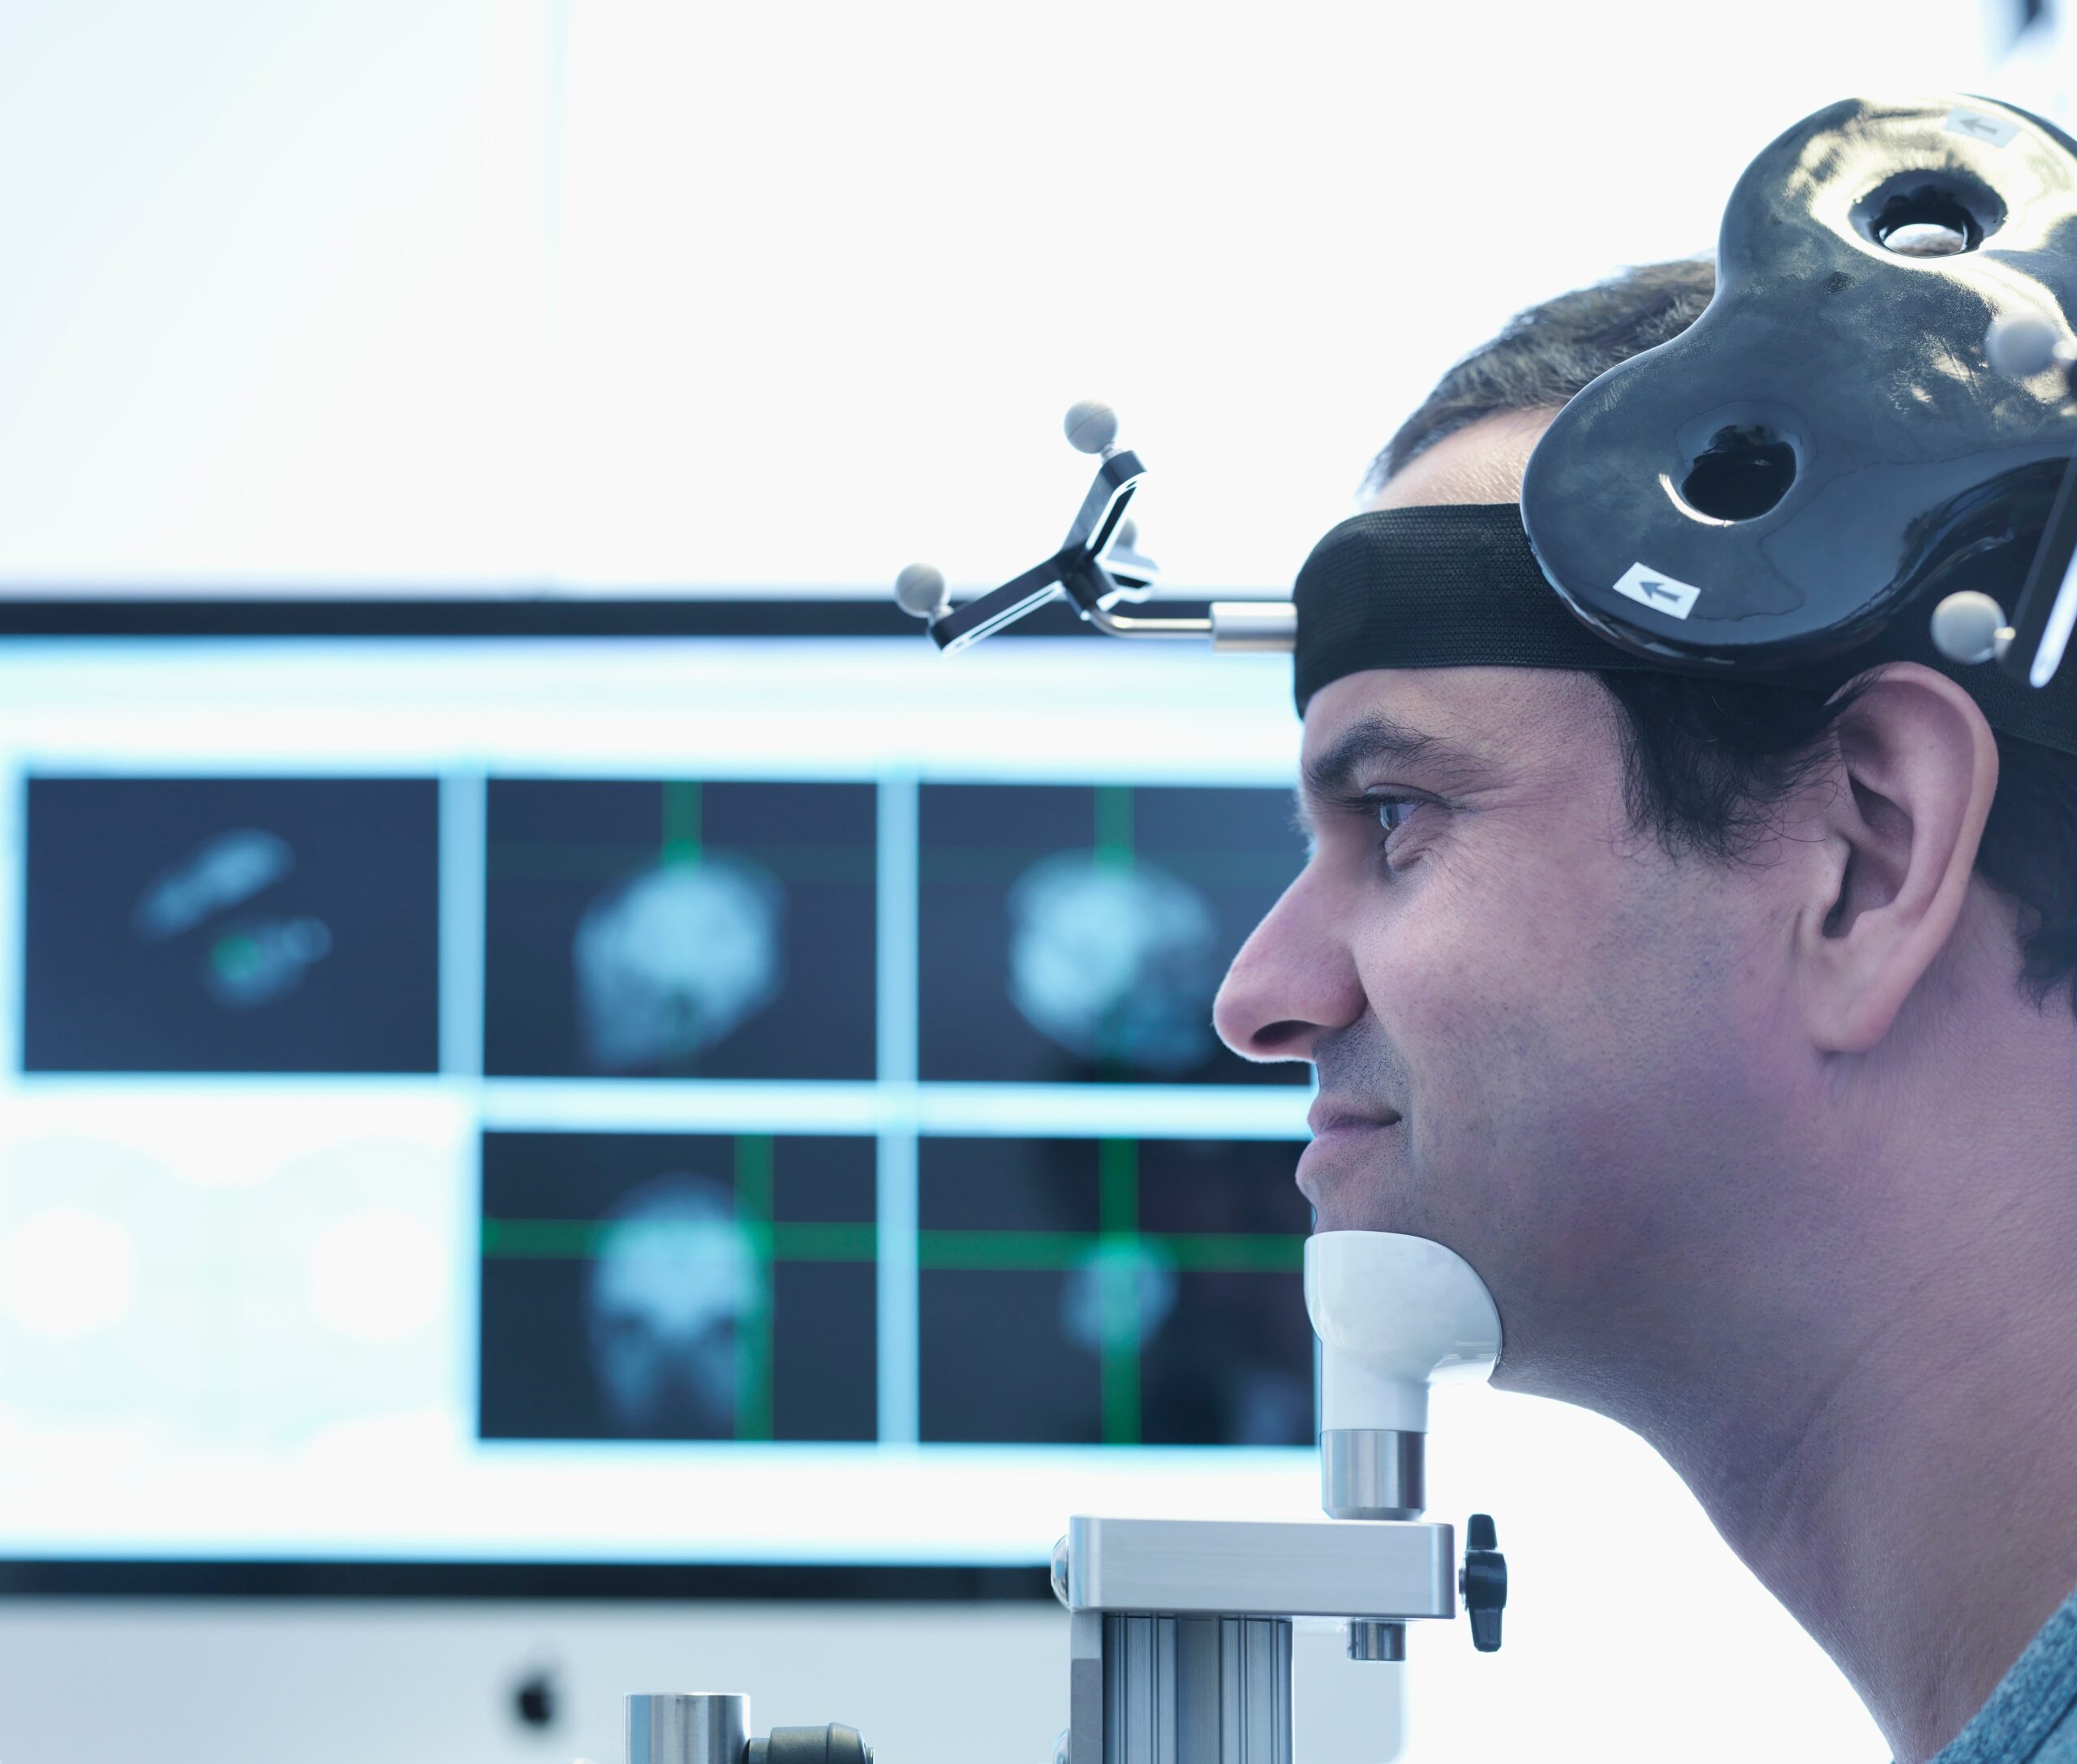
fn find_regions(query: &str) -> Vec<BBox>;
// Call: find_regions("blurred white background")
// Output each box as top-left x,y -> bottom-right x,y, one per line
0,0 -> 2039,596
0,2 -> 2066,1762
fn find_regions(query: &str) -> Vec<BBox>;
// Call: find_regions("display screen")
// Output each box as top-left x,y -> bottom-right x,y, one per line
0,632 -> 1322,1565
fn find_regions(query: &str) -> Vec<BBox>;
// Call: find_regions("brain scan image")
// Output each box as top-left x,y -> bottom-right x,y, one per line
25,777 -> 439,1072
478,1131 -> 879,1443
131,828 -> 293,941
919,784 -> 1304,1084
484,781 -> 876,1079
201,915 -> 335,1009
584,1173 -> 762,1438
1006,853 -> 1219,1074
1058,1237 -> 1181,1355
918,1136 -> 1313,1445
128,826 -> 336,1012
573,856 -> 784,1073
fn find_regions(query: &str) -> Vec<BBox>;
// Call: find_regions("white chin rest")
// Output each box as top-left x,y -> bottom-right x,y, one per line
1305,1230 -> 1503,1434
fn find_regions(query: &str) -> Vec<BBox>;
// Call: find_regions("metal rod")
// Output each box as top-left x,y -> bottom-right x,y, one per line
1320,1429 -> 1426,1521
1084,603 -> 1215,639
626,1693 -> 749,1764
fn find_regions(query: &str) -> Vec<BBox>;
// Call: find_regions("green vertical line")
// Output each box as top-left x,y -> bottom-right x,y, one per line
734,1134 -> 776,1441
1098,1138 -> 1141,1446
662,780 -> 703,867
1094,785 -> 1134,871
1099,1138 -> 1138,1234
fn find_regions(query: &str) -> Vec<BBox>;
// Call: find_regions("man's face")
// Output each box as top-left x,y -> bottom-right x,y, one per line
1213,413 -> 1804,1380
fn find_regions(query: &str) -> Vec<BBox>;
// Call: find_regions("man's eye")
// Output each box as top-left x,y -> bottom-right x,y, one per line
1374,795 -> 1421,836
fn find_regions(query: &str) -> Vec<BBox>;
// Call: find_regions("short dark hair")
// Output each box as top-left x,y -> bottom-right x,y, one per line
1377,258 -> 2077,1020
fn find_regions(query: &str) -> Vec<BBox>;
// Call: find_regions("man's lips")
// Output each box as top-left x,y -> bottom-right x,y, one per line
1305,1099 -> 1403,1137
1297,1103 -> 1403,1211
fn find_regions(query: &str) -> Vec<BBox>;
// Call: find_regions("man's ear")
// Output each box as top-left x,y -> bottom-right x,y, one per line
1792,663 -> 2000,1055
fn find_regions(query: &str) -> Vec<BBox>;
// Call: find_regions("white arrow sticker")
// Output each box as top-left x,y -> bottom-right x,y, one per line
1612,562 -> 1702,619
1946,107 -> 2016,147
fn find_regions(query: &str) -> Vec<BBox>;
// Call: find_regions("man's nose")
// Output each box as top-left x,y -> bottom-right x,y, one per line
1212,868 -> 1365,1063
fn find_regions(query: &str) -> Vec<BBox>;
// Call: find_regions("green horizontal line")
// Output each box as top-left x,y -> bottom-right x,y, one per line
918,1230 -> 1300,1273
1154,1233 -> 1304,1274
482,1220 -> 1303,1274
774,1222 -> 877,1261
917,1229 -> 1097,1270
480,1219 -> 877,1262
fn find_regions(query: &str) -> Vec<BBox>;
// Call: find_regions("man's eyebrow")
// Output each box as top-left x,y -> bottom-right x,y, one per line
1299,713 -> 1494,811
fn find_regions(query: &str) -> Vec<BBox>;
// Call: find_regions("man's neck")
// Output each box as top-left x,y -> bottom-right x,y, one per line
1537,1018 -> 2077,1762
1672,1269 -> 2077,1758
1633,1084 -> 2077,1762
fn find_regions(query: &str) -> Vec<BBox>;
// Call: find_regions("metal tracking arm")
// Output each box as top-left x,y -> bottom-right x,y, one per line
893,401 -> 1296,656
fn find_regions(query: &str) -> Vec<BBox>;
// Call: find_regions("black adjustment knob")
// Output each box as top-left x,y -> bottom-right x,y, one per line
1460,1512 -> 1507,1654
748,1725 -> 873,1764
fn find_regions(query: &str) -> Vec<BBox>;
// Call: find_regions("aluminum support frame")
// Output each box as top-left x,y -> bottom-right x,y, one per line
1067,1609 -> 1292,1764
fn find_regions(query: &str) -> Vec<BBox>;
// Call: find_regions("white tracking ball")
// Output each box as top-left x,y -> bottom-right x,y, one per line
893,562 -> 948,619
1929,590 -> 2010,665
1987,314 -> 2061,381
1063,400 -> 1119,455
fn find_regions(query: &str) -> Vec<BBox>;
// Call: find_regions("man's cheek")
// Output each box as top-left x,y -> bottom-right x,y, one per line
1357,915 -> 1518,1053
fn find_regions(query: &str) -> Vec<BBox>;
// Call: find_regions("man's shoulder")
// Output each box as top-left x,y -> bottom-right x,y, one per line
2034,1708 -> 2077,1763
1933,1589 -> 2077,1764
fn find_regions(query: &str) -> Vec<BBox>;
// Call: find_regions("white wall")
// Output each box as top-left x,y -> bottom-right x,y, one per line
0,0 -> 1993,593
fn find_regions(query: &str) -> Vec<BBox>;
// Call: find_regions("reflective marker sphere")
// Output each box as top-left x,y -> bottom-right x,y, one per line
1063,400 -> 1119,454
893,562 -> 948,618
1986,314 -> 2061,380
1929,590 -> 2009,665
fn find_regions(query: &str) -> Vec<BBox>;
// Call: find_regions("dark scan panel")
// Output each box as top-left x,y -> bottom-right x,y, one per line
918,784 -> 1304,1084
918,1136 -> 1312,1445
483,780 -> 876,1079
23,777 -> 440,1073
479,1131 -> 878,1442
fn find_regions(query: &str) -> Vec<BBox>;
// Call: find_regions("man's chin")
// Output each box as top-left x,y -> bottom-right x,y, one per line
1297,1125 -> 1413,1234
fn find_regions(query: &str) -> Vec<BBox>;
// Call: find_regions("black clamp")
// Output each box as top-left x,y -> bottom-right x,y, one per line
747,1725 -> 872,1763
1460,1512 -> 1508,1654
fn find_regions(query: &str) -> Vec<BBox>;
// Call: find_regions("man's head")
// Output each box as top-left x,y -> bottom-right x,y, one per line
1214,262 -> 2077,1418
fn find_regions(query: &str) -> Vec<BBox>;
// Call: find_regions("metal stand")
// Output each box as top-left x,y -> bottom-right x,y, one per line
1054,1512 -> 1466,1764
1080,1614 -> 1293,1764
621,1235 -> 1508,1764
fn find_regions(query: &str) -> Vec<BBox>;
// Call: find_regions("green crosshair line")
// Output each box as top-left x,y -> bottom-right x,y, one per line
480,1220 -> 1297,1273
732,1133 -> 776,1440
1094,784 -> 1134,873
482,1128 -> 1303,1448
1097,1136 -> 1142,1444
661,780 -> 703,868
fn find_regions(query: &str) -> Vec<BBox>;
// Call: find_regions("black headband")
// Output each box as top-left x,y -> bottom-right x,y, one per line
1292,503 -> 2077,759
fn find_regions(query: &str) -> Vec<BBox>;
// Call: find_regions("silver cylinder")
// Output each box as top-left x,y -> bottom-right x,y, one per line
1346,1620 -> 1407,1663
1103,1614 -> 1292,1764
627,1693 -> 749,1764
1210,600 -> 1298,652
1320,1429 -> 1425,1521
